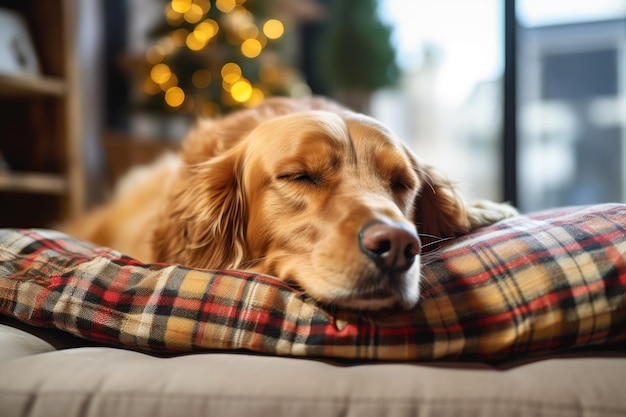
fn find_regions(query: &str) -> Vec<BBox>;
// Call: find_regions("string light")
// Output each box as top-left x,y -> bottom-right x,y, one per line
195,19 -> 219,41
230,79 -> 252,102
216,0 -> 236,13
241,38 -> 262,58
171,0 -> 192,14
263,19 -> 284,39
186,31 -> 207,50
221,62 -> 242,84
184,4 -> 205,23
150,63 -> 172,84
165,86 -> 185,107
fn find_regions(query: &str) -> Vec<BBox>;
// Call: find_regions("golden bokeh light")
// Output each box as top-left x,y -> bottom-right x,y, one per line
165,86 -> 185,107
150,63 -> 172,84
221,62 -> 242,84
171,0 -> 191,13
186,32 -> 207,51
184,4 -> 204,23
243,87 -> 265,107
230,79 -> 252,102
263,19 -> 284,39
195,19 -> 219,41
216,0 -> 236,13
241,38 -> 262,58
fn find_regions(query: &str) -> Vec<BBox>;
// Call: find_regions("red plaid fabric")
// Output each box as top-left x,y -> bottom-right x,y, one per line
1,204 -> 625,360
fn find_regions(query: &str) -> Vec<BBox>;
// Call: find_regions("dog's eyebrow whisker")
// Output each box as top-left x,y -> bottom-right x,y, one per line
420,236 -> 455,250
417,233 -> 444,240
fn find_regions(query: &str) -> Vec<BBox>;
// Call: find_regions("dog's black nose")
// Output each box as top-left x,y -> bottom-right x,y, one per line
359,221 -> 421,272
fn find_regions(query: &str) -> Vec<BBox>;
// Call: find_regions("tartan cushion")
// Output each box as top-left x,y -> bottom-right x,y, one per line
0,204 -> 625,361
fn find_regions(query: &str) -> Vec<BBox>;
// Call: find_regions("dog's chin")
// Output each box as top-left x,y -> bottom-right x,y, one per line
304,261 -> 422,311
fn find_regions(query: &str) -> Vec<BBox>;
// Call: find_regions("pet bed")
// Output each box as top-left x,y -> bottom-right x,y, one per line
1,204 -> 624,361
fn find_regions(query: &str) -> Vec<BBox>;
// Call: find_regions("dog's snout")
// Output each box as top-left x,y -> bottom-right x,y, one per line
359,221 -> 421,272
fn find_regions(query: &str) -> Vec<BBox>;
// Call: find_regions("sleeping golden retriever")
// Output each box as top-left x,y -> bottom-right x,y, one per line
64,97 -> 516,310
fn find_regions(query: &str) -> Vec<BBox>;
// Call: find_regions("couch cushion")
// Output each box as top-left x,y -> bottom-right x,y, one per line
0,331 -> 625,417
0,204 -> 625,360
0,324 -> 55,364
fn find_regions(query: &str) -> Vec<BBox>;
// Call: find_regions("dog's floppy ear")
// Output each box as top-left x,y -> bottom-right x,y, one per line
412,162 -> 473,250
413,161 -> 518,251
152,147 -> 248,269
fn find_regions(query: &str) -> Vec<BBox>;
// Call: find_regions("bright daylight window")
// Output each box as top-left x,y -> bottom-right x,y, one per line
372,0 -> 504,203
374,0 -> 626,212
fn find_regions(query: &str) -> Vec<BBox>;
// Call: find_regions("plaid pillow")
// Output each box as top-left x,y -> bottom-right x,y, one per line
1,204 -> 625,360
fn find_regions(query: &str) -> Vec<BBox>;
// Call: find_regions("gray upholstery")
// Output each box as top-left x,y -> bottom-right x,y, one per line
1,323 -> 625,417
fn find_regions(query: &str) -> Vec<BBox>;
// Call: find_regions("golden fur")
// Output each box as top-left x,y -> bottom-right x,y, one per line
64,97 -> 517,310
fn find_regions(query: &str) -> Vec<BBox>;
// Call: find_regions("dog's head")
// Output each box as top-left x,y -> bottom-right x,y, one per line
153,98 -> 473,310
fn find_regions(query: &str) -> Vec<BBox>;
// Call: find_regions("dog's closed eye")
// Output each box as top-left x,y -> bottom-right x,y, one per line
390,176 -> 414,193
278,172 -> 323,187
387,169 -> 417,197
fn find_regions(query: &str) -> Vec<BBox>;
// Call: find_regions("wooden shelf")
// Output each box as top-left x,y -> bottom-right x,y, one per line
0,73 -> 66,97
0,172 -> 67,195
0,0 -> 84,227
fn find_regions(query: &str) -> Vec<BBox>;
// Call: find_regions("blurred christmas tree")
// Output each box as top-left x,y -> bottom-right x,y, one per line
314,0 -> 399,113
138,0 -> 307,117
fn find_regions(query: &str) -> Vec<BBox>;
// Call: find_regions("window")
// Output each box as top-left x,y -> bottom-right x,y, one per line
374,0 -> 504,202
516,1 -> 626,211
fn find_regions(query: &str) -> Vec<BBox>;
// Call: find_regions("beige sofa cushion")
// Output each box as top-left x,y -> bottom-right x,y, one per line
0,323 -> 55,362
1,324 -> 626,417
